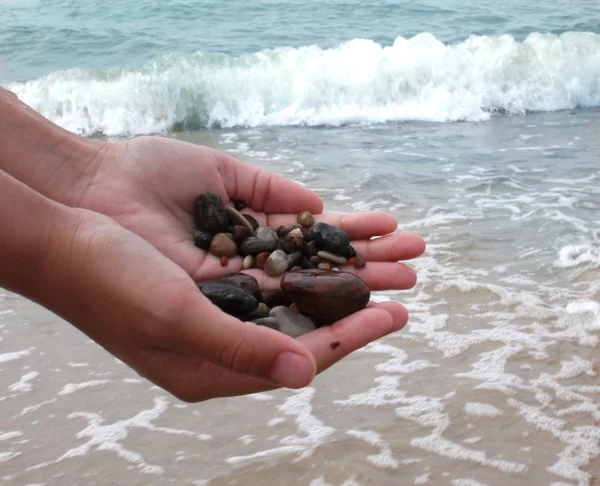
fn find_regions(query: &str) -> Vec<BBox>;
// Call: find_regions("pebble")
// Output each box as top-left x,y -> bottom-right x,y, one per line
233,225 -> 253,242
250,302 -> 270,319
318,262 -> 331,271
255,252 -> 271,270
297,211 -> 315,228
286,251 -> 304,270
193,231 -> 212,251
219,273 -> 260,297
226,207 -> 256,236
220,256 -> 229,267
306,240 -> 318,257
283,228 -> 304,250
242,255 -> 255,269
210,233 -> 238,257
311,222 -> 350,256
234,200 -> 246,211
269,306 -> 317,338
346,245 -> 357,260
264,250 -> 288,277
197,281 -> 259,318
239,227 -> 278,255
253,317 -> 280,330
277,224 -> 303,237
317,250 -> 347,265
241,213 -> 260,231
354,256 -> 366,269
261,289 -> 294,308
281,270 -> 370,324
194,191 -> 230,235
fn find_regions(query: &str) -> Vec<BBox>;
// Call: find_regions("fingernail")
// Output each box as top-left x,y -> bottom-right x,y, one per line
270,352 -> 313,388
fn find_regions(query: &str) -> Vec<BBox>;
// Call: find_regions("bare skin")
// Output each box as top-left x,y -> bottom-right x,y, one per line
0,88 -> 425,401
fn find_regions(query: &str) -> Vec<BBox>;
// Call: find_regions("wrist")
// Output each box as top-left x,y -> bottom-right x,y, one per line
0,88 -> 108,206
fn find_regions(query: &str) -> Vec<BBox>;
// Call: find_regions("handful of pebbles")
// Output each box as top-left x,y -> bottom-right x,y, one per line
193,191 -> 370,338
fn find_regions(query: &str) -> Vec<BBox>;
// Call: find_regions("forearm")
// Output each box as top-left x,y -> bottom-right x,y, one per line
0,87 -> 105,205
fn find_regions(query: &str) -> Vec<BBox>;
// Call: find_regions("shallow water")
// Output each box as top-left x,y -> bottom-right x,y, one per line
1,0 -> 600,484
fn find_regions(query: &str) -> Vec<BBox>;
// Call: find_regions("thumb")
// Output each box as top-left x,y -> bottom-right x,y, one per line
160,290 -> 317,389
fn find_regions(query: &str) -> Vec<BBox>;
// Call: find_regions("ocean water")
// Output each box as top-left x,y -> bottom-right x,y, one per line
1,1 -> 600,485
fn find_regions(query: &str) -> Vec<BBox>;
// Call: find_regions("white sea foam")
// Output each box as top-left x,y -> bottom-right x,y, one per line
7,32 -> 600,136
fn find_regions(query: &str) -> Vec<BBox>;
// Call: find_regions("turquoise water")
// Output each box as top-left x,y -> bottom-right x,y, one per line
1,2 -> 600,485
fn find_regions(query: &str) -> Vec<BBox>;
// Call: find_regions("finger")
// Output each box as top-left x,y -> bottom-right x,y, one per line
349,232 -> 426,261
154,288 -> 318,389
241,211 -> 399,240
141,302 -> 406,401
216,151 -> 324,215
244,262 -> 418,292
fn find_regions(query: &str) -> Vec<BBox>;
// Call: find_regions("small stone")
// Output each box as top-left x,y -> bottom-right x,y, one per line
318,262 -> 331,271
234,200 -> 246,211
241,214 -> 260,231
239,227 -> 278,255
250,302 -> 270,319
277,224 -> 303,237
317,251 -> 347,265
242,255 -> 255,269
306,240 -> 318,257
219,273 -> 260,297
226,207 -> 256,236
311,222 -> 350,256
281,270 -> 370,324
220,256 -> 229,267
193,231 -> 212,251
354,257 -> 366,269
302,260 -> 318,270
264,250 -> 288,277
261,289 -> 294,308
346,245 -> 357,260
253,317 -> 280,330
309,255 -> 320,264
270,306 -> 316,338
284,228 -> 304,250
197,281 -> 259,317
233,225 -> 253,242
347,257 -> 357,265
286,251 -> 304,270
255,252 -> 271,270
210,233 -> 237,257
194,191 -> 230,234
297,211 -> 315,228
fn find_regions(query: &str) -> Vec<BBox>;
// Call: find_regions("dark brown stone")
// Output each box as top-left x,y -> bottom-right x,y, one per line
284,228 -> 304,250
241,214 -> 260,231
354,256 -> 366,269
255,252 -> 271,270
234,200 -> 247,211
261,289 -> 294,308
306,240 -> 319,257
232,225 -> 253,242
281,270 -> 370,324
220,256 -> 229,267
194,191 -> 230,234
286,251 -> 304,270
277,224 -> 303,237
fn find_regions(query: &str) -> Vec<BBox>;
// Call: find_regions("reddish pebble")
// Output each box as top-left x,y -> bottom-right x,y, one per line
318,262 -> 331,271
220,256 -> 229,267
354,257 -> 366,269
256,252 -> 271,270
347,257 -> 357,265
330,341 -> 341,349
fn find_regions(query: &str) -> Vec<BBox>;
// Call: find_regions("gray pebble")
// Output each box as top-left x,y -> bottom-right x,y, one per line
269,306 -> 316,338
317,251 -> 347,265
264,249 -> 288,277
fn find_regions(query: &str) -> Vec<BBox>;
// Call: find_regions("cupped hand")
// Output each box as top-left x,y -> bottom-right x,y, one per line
74,136 -> 425,290
46,207 -> 410,401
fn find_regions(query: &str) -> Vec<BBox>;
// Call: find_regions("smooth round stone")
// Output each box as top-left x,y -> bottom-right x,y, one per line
250,302 -> 270,319
226,207 -> 256,236
210,233 -> 237,257
253,317 -> 280,330
233,225 -> 253,242
193,231 -> 212,251
277,223 -> 303,237
242,255 -> 255,269
219,273 -> 260,297
311,222 -> 350,256
297,211 -> 315,228
255,252 -> 271,270
241,213 -> 260,231
318,262 -> 331,270
194,191 -> 229,234
317,250 -> 347,265
281,270 -> 370,324
261,289 -> 294,308
286,251 -> 304,270
197,281 -> 259,317
269,306 -> 316,338
264,250 -> 288,277
284,228 -> 304,250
